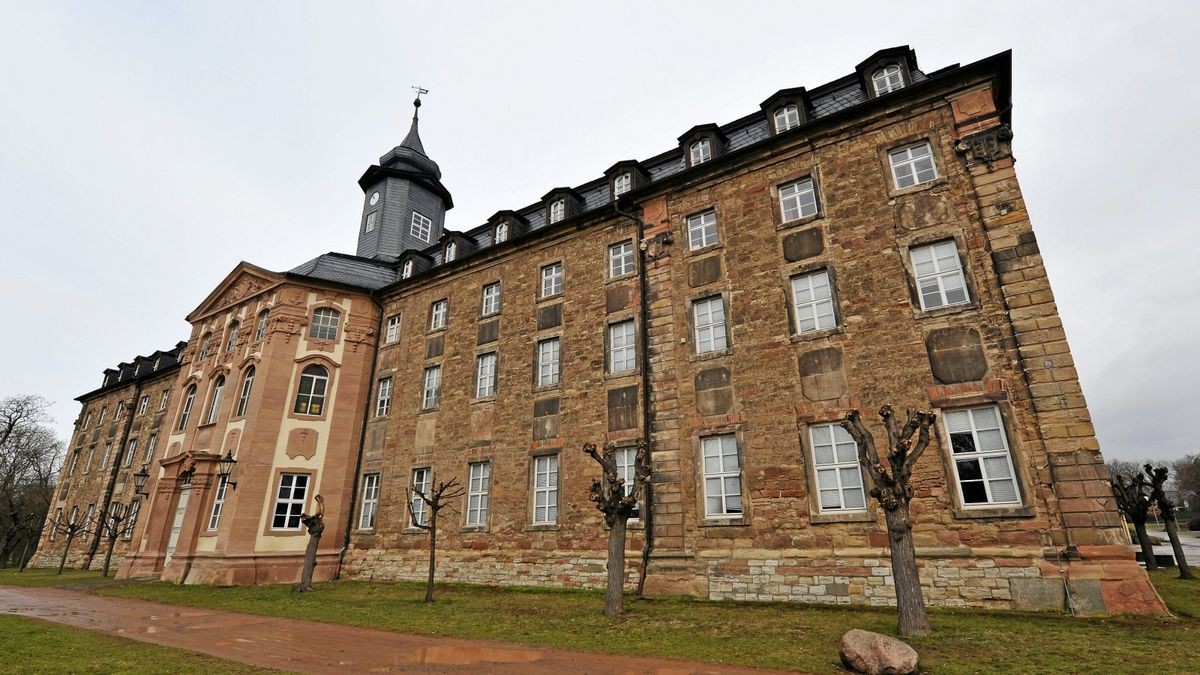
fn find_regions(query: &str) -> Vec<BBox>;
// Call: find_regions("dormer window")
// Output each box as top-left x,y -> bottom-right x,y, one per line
495,222 -> 509,244
549,199 -> 565,224
401,259 -> 414,279
872,64 -> 905,96
690,139 -> 712,165
445,242 -> 457,262
774,105 -> 801,133
153,357 -> 162,370
613,173 -> 632,197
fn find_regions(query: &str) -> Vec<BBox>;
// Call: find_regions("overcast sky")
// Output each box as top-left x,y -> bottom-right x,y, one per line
1,2 -> 1196,462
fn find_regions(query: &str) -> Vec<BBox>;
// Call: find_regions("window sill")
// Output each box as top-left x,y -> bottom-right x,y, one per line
953,505 -> 1035,520
371,414 -> 390,422
460,525 -> 490,534
687,347 -> 732,364
532,384 -> 562,394
402,527 -> 429,535
418,407 -> 439,415
790,326 -> 844,344
536,292 -> 564,304
426,327 -> 448,336
603,369 -> 640,383
686,242 -> 724,257
526,523 -> 560,532
777,212 -> 823,231
699,516 -> 749,527
913,301 -> 978,321
470,396 -> 497,405
605,272 -> 637,285
196,422 -> 217,430
810,510 -> 875,524
480,311 -> 502,320
887,176 -> 949,200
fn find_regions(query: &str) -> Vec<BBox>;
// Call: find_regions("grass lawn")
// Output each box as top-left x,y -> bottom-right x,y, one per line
1150,569 -> 1200,618
0,568 -> 109,588
0,614 -> 273,674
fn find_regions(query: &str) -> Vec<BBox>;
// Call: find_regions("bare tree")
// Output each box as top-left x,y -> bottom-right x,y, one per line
1146,465 -> 1192,579
1173,453 -> 1200,513
406,475 -> 465,603
98,502 -> 132,577
50,512 -> 97,575
0,396 -> 64,568
840,406 -> 935,637
1111,473 -> 1158,570
584,440 -> 650,617
294,495 -> 325,592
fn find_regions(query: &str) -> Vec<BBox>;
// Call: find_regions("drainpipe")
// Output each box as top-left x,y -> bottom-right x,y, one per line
84,381 -> 141,569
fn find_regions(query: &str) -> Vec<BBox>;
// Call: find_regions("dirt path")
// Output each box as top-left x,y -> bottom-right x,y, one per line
0,586 -> 797,674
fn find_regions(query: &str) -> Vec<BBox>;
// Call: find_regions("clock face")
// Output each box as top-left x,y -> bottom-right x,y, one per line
369,192 -> 380,206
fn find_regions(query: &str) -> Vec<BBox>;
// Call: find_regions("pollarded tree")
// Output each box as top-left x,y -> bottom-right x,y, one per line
98,501 -> 133,577
406,475 -> 465,603
50,511 -> 97,575
1111,473 -> 1158,570
840,406 -> 936,637
584,440 -> 651,617
295,495 -> 325,593
1146,465 -> 1192,579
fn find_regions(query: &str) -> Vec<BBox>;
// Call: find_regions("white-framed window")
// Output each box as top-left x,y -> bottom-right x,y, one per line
494,222 -> 509,243
536,338 -> 561,387
445,241 -> 457,262
137,396 -> 149,416
69,506 -> 79,528
686,210 -> 718,250
225,321 -> 240,351
198,334 -> 211,359
67,450 -> 80,477
123,500 -> 140,540
608,241 -> 635,278
401,259 -> 414,279
83,446 -> 96,473
410,467 -> 431,527
271,473 -> 309,530
107,502 -> 123,537
421,365 -> 441,410
613,172 -> 632,196
429,299 -> 448,331
205,376 -> 225,424
143,433 -> 157,464
790,269 -> 837,334
178,386 -> 195,430
872,64 -> 905,95
364,211 -> 378,233
50,508 -> 62,541
540,262 -> 563,298
236,366 -> 255,417
255,310 -> 269,341
358,473 -> 380,529
532,455 -> 558,524
310,307 -> 340,340
293,365 -> 329,416
98,406 -> 107,425
481,283 -> 501,316
385,314 -> 402,344
779,178 -> 818,222
208,475 -> 229,530
82,411 -> 93,429
123,438 -> 137,468
692,296 -> 728,354
410,211 -> 433,242
889,141 -> 938,189
549,199 -> 566,224
159,389 -> 169,411
774,104 -> 801,132
100,442 -> 113,469
702,434 -> 743,519
608,320 -> 636,373
689,138 -> 712,165
475,352 -> 497,398
809,423 -> 867,511
375,377 -> 393,417
910,240 -> 969,310
944,406 -> 1021,506
467,461 -> 491,526
615,446 -> 640,519
113,404 -> 123,423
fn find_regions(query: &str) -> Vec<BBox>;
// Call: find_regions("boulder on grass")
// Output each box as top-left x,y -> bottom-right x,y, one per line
839,629 -> 919,675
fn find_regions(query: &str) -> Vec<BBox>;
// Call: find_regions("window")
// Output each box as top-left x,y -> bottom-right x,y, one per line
137,396 -> 149,416
702,435 -> 743,518
143,433 -> 157,463
421,366 -> 441,410
84,504 -> 95,530
689,138 -> 712,165
945,406 -> 1020,506
113,404 -> 122,423
236,366 -> 255,417
107,502 -> 123,537
255,310 -> 269,341
889,142 -> 938,189
495,222 -> 509,243
872,64 -> 905,95
98,406 -> 108,425
608,320 -> 636,373
429,299 -> 448,331
774,104 -> 801,132
809,424 -> 866,511
205,376 -> 225,424
616,447 -> 640,519
779,178 -> 818,222
198,334 -> 211,359
101,442 -> 113,469
310,307 -> 340,340
401,259 -> 414,279
410,211 -> 433,242
608,241 -> 635,278
358,473 -> 380,529
692,296 -> 728,354
208,475 -> 229,530
364,211 -> 378,233
375,377 -> 393,417
445,241 -> 457,262
410,468 -> 431,527
225,321 -> 240,351
83,411 -> 93,429
123,500 -> 140,540
910,241 -> 969,310
540,262 -> 563,298
159,389 -> 169,411
532,455 -> 558,524
178,386 -> 195,430
475,352 -> 497,398
294,365 -> 329,415
385,314 -> 402,344
69,506 -> 79,528
68,450 -> 80,477
50,508 -> 62,541
83,446 -> 96,473
790,269 -> 837,334
614,172 -> 632,196
481,283 -> 501,316
123,438 -> 137,468
467,462 -> 490,526
271,473 -> 309,530
536,338 -> 561,387
549,199 -> 565,224
686,210 -> 718,250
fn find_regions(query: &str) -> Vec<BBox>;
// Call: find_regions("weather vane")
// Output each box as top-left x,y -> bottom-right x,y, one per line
412,85 -> 429,104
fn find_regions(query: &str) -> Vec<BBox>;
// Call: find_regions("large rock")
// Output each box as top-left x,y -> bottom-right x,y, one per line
839,629 -> 919,675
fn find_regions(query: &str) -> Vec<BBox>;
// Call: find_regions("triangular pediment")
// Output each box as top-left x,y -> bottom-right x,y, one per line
187,262 -> 284,321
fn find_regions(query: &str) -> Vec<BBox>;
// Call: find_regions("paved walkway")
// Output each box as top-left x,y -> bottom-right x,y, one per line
0,586 -> 793,674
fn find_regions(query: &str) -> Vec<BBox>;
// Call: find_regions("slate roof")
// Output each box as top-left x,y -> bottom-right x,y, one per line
288,252 -> 399,290
77,341 -> 188,401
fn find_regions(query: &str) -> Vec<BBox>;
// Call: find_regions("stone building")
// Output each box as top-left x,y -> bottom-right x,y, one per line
33,46 -> 1165,614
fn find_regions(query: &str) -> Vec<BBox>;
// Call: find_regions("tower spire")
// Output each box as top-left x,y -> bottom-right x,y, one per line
401,86 -> 429,155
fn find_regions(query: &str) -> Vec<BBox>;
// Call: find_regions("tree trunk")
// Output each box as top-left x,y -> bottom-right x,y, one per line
17,539 -> 30,572
885,507 -> 930,637
297,530 -> 321,592
424,518 -> 437,603
606,516 -> 628,617
102,533 -> 117,577
1133,522 -> 1159,570
57,533 -> 73,575
1163,518 -> 1193,579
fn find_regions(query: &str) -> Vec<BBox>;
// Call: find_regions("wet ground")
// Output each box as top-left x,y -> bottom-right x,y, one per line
0,586 -> 793,674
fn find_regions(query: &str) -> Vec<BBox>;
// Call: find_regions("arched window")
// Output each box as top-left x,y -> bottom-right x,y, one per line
690,138 -> 712,165
294,365 -> 329,416
872,64 -> 904,95
206,376 -> 225,424
401,260 -> 414,278
255,309 -> 269,341
225,321 -> 240,352
236,366 -> 255,417
773,104 -> 800,132
613,172 -> 632,196
198,333 -> 212,359
445,241 -> 457,262
494,222 -> 508,244
309,308 -> 340,340
178,385 -> 196,430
